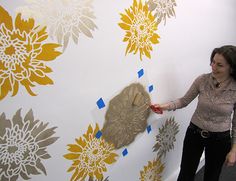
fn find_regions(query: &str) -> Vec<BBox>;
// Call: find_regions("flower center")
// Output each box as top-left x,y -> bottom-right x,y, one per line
8,145 -> 18,153
92,149 -> 98,155
139,25 -> 144,31
5,45 -> 16,55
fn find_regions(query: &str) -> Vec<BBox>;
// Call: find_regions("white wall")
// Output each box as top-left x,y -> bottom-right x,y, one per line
0,0 -> 236,181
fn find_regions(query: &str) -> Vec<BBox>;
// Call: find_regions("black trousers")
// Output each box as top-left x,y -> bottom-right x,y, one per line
177,123 -> 231,181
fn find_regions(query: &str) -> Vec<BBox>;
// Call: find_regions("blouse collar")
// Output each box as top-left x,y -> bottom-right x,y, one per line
209,73 -> 236,91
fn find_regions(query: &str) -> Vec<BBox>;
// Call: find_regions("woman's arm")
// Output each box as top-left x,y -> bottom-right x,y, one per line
226,144 -> 236,166
225,105 -> 236,166
152,74 -> 204,112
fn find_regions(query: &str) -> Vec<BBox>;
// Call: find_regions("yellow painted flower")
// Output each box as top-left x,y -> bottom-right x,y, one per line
64,124 -> 118,181
118,0 -> 160,60
0,6 -> 61,100
140,159 -> 164,181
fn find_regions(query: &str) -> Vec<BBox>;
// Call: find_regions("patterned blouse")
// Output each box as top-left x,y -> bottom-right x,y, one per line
169,73 -> 236,143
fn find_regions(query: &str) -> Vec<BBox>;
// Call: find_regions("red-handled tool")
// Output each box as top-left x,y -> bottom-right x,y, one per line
132,93 -> 163,114
150,105 -> 163,114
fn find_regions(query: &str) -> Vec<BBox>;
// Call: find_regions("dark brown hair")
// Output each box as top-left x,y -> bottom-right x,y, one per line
210,45 -> 236,80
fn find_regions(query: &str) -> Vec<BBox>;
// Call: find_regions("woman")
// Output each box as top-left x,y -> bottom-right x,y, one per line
152,45 -> 236,181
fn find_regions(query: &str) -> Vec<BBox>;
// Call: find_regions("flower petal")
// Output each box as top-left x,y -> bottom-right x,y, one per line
94,169 -> 103,180
0,6 -> 13,30
144,48 -> 151,59
0,113 -> 11,137
37,137 -> 59,148
35,127 -> 57,142
80,16 -> 97,30
15,13 -> 35,34
29,72 -> 53,86
67,166 -> 76,172
40,153 -> 51,159
31,122 -> 49,137
36,159 -> 47,175
20,171 -> 31,180
24,109 -> 34,123
75,137 -> 86,147
103,153 -> 118,164
12,109 -> 23,129
64,153 -> 80,160
70,167 -> 79,181
79,21 -> 93,37
0,78 -> 12,100
120,14 -> 132,25
67,144 -> 82,152
118,22 -> 130,30
150,33 -> 160,44
25,164 -> 41,175
36,148 -> 47,156
21,79 -> 37,96
63,32 -> 70,51
11,80 -> 19,97
36,44 -> 61,61
34,26 -> 48,43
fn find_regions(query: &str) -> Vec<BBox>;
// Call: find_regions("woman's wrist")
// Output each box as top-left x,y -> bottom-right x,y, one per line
160,103 -> 171,111
162,101 -> 176,111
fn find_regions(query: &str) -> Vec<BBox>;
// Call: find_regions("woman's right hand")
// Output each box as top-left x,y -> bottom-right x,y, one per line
152,103 -> 170,111
226,144 -> 236,166
150,103 -> 170,114
225,151 -> 236,167
150,104 -> 163,114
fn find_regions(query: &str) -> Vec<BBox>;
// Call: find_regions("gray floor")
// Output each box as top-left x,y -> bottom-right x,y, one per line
195,164 -> 236,181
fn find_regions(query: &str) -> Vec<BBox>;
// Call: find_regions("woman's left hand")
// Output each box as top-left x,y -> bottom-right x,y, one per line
225,151 -> 236,167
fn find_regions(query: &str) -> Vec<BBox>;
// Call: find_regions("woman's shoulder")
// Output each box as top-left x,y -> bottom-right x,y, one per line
229,78 -> 236,90
194,73 -> 211,82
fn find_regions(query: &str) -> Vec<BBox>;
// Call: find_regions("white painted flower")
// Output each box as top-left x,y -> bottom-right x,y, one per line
17,0 -> 97,51
147,0 -> 177,25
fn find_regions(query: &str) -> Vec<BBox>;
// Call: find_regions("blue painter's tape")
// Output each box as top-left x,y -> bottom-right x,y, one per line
148,85 -> 154,92
146,125 -> 152,134
122,148 -> 128,157
97,98 -> 105,109
95,130 -> 102,139
138,69 -> 144,78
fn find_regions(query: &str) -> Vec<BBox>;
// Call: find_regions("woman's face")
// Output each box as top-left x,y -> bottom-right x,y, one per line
211,53 -> 231,79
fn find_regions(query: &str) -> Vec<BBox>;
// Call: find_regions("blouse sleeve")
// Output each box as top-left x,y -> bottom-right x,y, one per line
167,74 -> 204,111
232,104 -> 236,144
